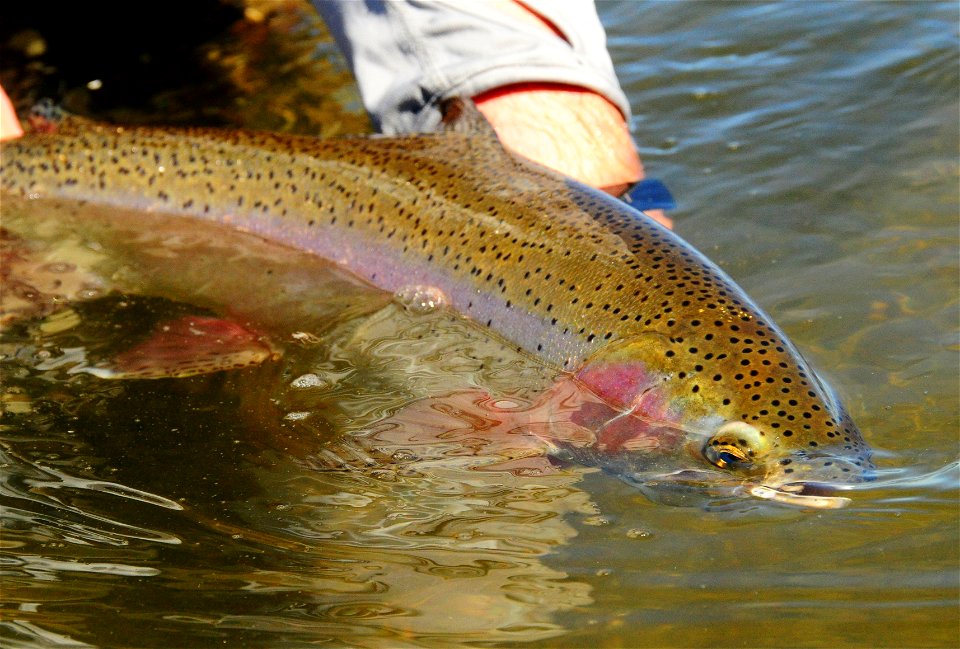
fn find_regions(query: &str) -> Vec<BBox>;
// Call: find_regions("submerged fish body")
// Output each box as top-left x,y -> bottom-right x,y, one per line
0,118 -> 872,507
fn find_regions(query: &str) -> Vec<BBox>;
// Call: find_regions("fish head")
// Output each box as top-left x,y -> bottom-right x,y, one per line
570,321 -> 872,509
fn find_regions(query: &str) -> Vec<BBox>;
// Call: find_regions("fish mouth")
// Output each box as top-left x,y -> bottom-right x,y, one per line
746,482 -> 852,509
625,470 -> 856,509
747,451 -> 875,509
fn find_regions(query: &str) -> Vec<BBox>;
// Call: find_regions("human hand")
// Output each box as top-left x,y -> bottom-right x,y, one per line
474,83 -> 671,230
0,85 -> 24,141
471,1 -> 671,228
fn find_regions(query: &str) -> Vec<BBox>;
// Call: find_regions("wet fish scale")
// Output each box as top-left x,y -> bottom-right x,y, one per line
6,124 -> 649,361
0,120 -> 871,503
1,125 -> 764,357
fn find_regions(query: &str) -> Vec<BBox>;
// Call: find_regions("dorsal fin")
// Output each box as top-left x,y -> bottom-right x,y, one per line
438,97 -> 524,170
439,97 -> 501,139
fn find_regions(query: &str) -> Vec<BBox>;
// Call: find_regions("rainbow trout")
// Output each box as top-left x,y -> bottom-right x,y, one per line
0,110 -> 871,508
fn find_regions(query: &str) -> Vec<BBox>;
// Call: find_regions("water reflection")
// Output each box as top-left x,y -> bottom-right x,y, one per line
0,199 -> 600,647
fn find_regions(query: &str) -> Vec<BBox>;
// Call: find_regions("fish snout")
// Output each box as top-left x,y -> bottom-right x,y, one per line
768,448 -> 875,484
751,450 -> 876,508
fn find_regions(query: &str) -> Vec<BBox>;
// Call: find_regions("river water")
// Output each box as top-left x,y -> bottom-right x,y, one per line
1,2 -> 957,647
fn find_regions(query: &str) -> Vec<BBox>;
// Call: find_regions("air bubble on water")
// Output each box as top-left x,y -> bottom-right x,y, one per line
582,516 -> 610,527
391,450 -> 419,462
291,331 -> 323,346
284,411 -> 312,421
36,346 -> 88,372
595,568 -> 613,577
290,373 -> 327,389
626,528 -> 653,540
395,285 -> 447,314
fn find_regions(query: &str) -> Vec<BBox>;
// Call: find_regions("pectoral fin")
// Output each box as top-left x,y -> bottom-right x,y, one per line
85,315 -> 277,379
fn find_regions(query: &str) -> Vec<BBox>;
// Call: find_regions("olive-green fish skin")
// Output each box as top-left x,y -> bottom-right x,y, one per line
0,121 -> 872,502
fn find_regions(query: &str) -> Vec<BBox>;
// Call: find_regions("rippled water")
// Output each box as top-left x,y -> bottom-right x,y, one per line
1,2 -> 957,647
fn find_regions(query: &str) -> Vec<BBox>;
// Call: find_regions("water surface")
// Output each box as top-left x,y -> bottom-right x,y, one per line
1,2 -> 957,647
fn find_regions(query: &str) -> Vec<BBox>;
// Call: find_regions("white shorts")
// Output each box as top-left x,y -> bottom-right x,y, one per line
313,0 -> 631,134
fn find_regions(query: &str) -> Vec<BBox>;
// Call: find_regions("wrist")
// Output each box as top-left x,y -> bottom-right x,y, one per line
472,83 -> 643,195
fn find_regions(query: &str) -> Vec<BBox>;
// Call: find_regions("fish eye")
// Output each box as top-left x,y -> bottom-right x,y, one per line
703,421 -> 768,471
705,444 -> 752,470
